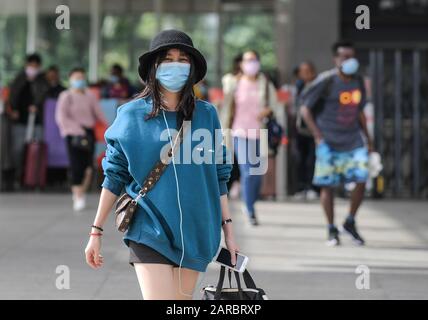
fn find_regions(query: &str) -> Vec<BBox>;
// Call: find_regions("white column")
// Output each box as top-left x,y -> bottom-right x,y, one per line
89,0 -> 101,83
26,0 -> 38,54
154,0 -> 163,32
214,0 -> 223,86
274,0 -> 292,200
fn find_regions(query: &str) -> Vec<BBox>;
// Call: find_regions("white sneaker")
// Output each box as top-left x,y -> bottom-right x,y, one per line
229,183 -> 240,200
293,191 -> 306,200
241,203 -> 249,216
73,196 -> 86,212
306,189 -> 319,201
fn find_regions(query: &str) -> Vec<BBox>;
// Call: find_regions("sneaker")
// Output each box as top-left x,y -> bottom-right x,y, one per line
241,203 -> 259,226
293,191 -> 306,201
249,216 -> 259,226
342,220 -> 365,246
229,183 -> 240,200
241,203 -> 249,215
326,226 -> 340,246
73,195 -> 86,212
306,189 -> 319,201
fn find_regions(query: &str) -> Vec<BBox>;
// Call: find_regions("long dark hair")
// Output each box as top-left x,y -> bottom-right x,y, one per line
137,49 -> 197,130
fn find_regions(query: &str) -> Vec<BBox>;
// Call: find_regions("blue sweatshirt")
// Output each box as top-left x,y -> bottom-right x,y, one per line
101,96 -> 232,272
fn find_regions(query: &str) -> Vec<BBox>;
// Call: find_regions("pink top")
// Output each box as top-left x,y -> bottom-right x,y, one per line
55,89 -> 107,137
232,78 -> 262,139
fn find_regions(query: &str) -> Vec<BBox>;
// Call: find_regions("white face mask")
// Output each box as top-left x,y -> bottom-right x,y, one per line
25,66 -> 40,79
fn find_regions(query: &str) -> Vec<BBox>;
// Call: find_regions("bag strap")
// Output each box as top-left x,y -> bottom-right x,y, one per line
242,269 -> 257,289
263,74 -> 275,121
264,74 -> 270,108
227,268 -> 232,288
233,270 -> 245,300
214,266 -> 245,300
227,75 -> 240,129
133,121 -> 188,202
226,267 -> 259,290
214,266 -> 227,299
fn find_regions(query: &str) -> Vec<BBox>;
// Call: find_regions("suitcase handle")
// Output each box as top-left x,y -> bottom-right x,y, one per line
25,112 -> 36,143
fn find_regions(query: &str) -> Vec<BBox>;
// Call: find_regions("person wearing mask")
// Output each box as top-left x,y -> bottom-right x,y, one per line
300,41 -> 373,246
8,53 -> 49,187
44,65 -> 66,99
55,68 -> 108,211
103,64 -> 133,100
83,30 -> 237,300
220,50 -> 278,226
294,61 -> 319,200
221,53 -> 243,199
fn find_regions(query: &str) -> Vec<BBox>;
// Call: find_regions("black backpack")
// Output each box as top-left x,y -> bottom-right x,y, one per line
263,76 -> 283,155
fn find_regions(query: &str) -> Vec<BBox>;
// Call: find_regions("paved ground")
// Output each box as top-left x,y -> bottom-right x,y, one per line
0,192 -> 427,300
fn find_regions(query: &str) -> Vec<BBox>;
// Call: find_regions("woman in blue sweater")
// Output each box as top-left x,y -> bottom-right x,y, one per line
84,30 -> 238,299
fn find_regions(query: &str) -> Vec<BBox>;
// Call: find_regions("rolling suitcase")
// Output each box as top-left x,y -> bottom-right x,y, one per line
22,113 -> 48,189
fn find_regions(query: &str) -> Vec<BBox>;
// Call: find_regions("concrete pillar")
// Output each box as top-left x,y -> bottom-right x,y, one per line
26,0 -> 38,54
154,0 -> 163,32
89,0 -> 100,83
274,0 -> 339,198
275,0 -> 339,83
214,0 -> 223,86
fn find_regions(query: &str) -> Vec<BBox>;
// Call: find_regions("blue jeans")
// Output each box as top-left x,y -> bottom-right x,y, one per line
233,136 -> 262,217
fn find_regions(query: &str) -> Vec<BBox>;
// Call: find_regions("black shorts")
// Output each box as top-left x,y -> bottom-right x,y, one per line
65,128 -> 95,185
128,240 -> 179,267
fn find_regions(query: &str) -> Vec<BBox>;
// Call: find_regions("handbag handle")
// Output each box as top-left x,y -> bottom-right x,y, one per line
214,266 -> 244,300
242,269 -> 257,289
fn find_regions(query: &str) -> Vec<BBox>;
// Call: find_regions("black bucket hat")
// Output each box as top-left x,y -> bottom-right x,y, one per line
138,29 -> 207,84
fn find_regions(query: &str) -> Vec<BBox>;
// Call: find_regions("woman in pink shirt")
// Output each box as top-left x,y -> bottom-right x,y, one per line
55,68 -> 107,211
220,50 -> 278,226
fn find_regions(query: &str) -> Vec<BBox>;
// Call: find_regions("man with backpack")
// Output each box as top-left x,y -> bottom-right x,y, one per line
300,41 -> 373,246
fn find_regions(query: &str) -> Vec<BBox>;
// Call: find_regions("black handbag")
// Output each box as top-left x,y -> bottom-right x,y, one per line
202,266 -> 268,300
70,133 -> 94,151
263,76 -> 283,156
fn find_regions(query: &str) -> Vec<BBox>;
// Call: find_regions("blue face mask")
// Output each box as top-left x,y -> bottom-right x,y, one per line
156,62 -> 191,93
341,58 -> 359,76
110,75 -> 119,83
70,79 -> 87,89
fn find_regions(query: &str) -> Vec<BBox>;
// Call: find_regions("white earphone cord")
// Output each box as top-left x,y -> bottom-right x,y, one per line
162,111 -> 207,298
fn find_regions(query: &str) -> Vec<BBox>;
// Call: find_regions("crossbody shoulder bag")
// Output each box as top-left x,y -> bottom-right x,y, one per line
115,121 -> 187,232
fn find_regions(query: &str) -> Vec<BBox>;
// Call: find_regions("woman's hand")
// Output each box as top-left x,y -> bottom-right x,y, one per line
219,195 -> 240,267
225,234 -> 240,267
85,236 -> 104,269
257,107 -> 273,121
